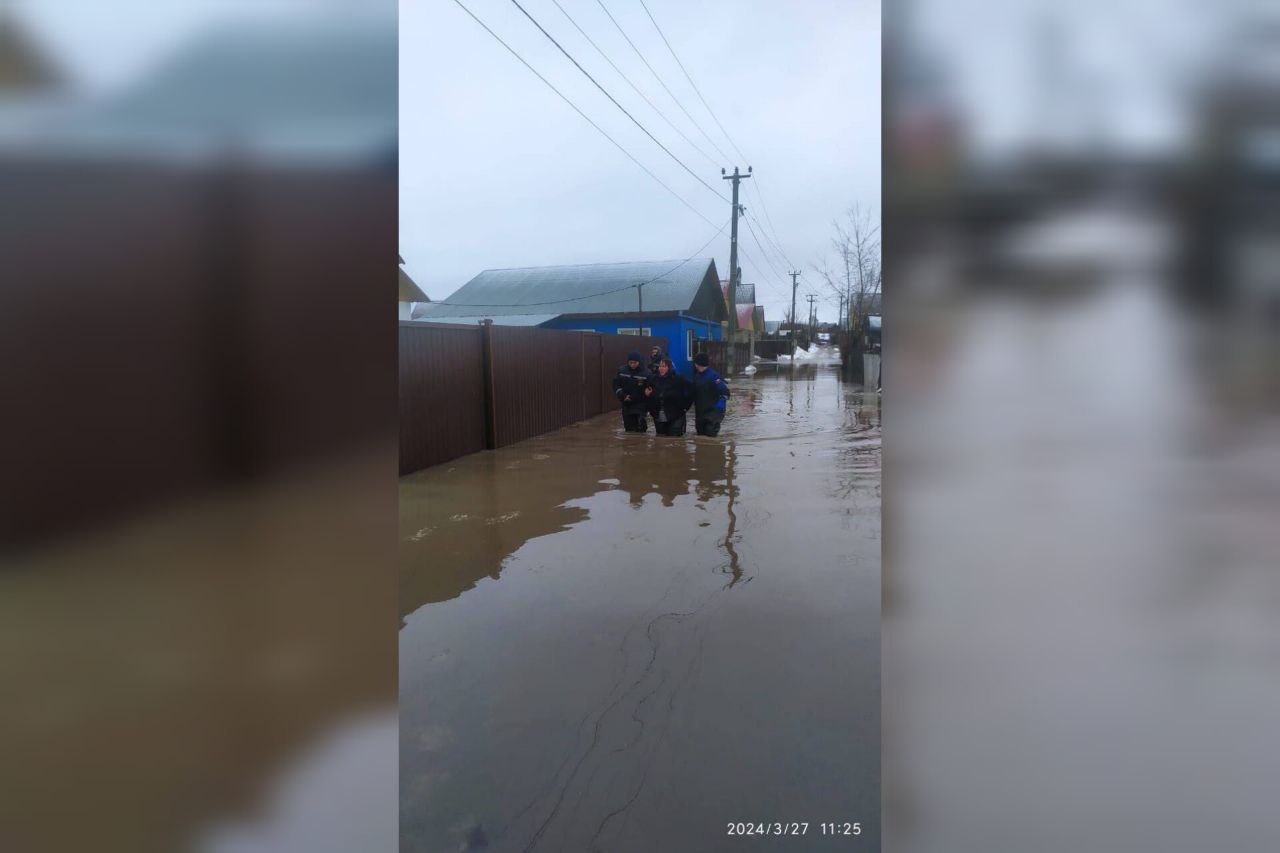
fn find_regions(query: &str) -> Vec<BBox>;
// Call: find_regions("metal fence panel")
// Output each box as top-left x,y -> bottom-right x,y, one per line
582,334 -> 603,416
490,326 -> 587,447
399,322 -> 485,474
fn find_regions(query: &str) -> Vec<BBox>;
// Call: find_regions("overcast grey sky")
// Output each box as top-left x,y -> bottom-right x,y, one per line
400,0 -> 881,322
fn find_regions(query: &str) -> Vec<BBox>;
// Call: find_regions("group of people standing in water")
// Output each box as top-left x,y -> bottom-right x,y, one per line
612,345 -> 730,438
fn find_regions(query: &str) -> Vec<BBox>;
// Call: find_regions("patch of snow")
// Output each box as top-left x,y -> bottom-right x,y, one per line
743,364 -> 757,375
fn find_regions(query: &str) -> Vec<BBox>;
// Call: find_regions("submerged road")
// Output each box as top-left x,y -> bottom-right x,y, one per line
400,354 -> 880,852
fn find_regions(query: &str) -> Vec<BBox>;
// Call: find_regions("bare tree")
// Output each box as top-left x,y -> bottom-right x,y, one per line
814,204 -> 881,347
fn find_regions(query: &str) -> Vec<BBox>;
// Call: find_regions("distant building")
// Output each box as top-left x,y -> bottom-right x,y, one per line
413,258 -> 728,371
720,281 -> 763,341
399,255 -> 428,320
0,11 -> 75,140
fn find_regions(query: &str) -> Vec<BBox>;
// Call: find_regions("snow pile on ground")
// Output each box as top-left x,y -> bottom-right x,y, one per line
776,344 -> 843,364
743,364 -> 757,375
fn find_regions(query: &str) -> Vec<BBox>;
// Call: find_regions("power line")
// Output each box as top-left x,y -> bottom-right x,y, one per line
594,0 -> 733,165
632,0 -> 801,273
431,218 -> 729,309
743,211 -> 788,278
548,0 -> 720,169
508,0 -> 728,203
448,0 -> 717,227
735,244 -> 789,302
745,183 -> 794,268
638,0 -> 748,163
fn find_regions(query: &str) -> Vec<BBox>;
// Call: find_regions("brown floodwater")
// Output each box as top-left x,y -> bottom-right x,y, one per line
400,357 -> 880,852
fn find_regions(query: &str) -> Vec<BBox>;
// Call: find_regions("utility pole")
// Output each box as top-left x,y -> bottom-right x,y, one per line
722,165 -> 751,372
789,270 -> 801,342
637,281 -> 643,313
806,294 -> 817,343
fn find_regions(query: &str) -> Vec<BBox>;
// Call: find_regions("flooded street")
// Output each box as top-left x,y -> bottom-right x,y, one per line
400,354 -> 880,852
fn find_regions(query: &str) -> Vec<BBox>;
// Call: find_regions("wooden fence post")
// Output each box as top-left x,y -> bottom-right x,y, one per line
480,319 -> 497,449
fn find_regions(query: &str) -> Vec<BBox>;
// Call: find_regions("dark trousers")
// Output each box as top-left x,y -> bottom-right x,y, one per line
695,411 -> 723,437
622,411 -> 648,432
654,410 -> 687,437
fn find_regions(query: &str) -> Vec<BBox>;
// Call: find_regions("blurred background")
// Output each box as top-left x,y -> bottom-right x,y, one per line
1,1 -> 397,851
885,0 -> 1280,850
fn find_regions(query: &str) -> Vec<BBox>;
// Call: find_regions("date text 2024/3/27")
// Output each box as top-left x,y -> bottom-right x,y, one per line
726,822 -> 863,836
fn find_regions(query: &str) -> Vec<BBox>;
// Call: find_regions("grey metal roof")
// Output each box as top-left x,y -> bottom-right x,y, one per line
424,258 -> 725,321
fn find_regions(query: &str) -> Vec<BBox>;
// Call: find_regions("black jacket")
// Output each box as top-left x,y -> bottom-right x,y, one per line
691,366 -> 730,416
647,352 -> 665,375
647,370 -> 692,420
612,362 -> 650,413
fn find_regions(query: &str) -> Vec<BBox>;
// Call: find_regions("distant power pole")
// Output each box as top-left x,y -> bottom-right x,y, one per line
789,270 -> 801,339
806,294 -> 817,341
722,165 -> 751,371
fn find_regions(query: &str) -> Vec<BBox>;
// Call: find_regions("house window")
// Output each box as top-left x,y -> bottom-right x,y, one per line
686,329 -> 696,359
617,327 -> 640,336
642,327 -> 652,336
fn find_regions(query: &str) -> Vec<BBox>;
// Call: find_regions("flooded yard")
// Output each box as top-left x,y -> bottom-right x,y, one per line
400,355 -> 880,852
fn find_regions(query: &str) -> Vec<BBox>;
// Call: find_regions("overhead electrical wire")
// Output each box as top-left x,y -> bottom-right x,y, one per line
548,0 -> 720,169
637,0 -> 749,164
743,211 -> 789,278
508,0 -> 728,203
594,0 -> 734,165
448,0 -> 717,227
632,0 -> 802,273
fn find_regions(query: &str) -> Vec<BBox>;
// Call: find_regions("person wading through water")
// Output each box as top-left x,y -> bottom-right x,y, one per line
691,352 -> 730,436
647,345 -> 664,375
612,350 -> 650,433
644,357 -> 693,436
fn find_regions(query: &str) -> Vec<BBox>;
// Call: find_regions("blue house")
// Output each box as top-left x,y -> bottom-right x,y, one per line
414,258 -> 727,371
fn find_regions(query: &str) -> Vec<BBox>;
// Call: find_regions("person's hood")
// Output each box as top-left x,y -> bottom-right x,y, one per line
626,351 -> 643,362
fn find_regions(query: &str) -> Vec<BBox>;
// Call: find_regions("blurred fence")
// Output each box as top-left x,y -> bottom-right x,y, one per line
693,339 -> 750,375
753,339 -> 794,361
399,322 -> 666,475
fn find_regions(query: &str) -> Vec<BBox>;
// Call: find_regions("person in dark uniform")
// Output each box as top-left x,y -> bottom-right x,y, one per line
644,357 -> 693,436
612,351 -> 650,432
691,352 -> 730,436
647,345 -> 664,375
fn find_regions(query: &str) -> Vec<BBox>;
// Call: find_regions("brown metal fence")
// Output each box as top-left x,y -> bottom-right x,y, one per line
399,321 -> 666,475
490,326 -> 585,447
694,339 -> 750,375
753,339 -> 794,361
399,323 -> 486,474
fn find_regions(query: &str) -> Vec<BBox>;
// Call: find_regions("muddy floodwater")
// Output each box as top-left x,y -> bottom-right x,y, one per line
400,356 -> 880,852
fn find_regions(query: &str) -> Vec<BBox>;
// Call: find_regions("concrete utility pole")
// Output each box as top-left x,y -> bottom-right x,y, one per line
789,270 -> 801,339
722,165 -> 751,372
637,280 -> 643,313
806,294 -> 817,342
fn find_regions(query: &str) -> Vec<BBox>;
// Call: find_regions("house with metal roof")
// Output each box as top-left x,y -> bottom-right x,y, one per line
413,258 -> 727,371
720,280 -> 764,339
399,255 -> 428,320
